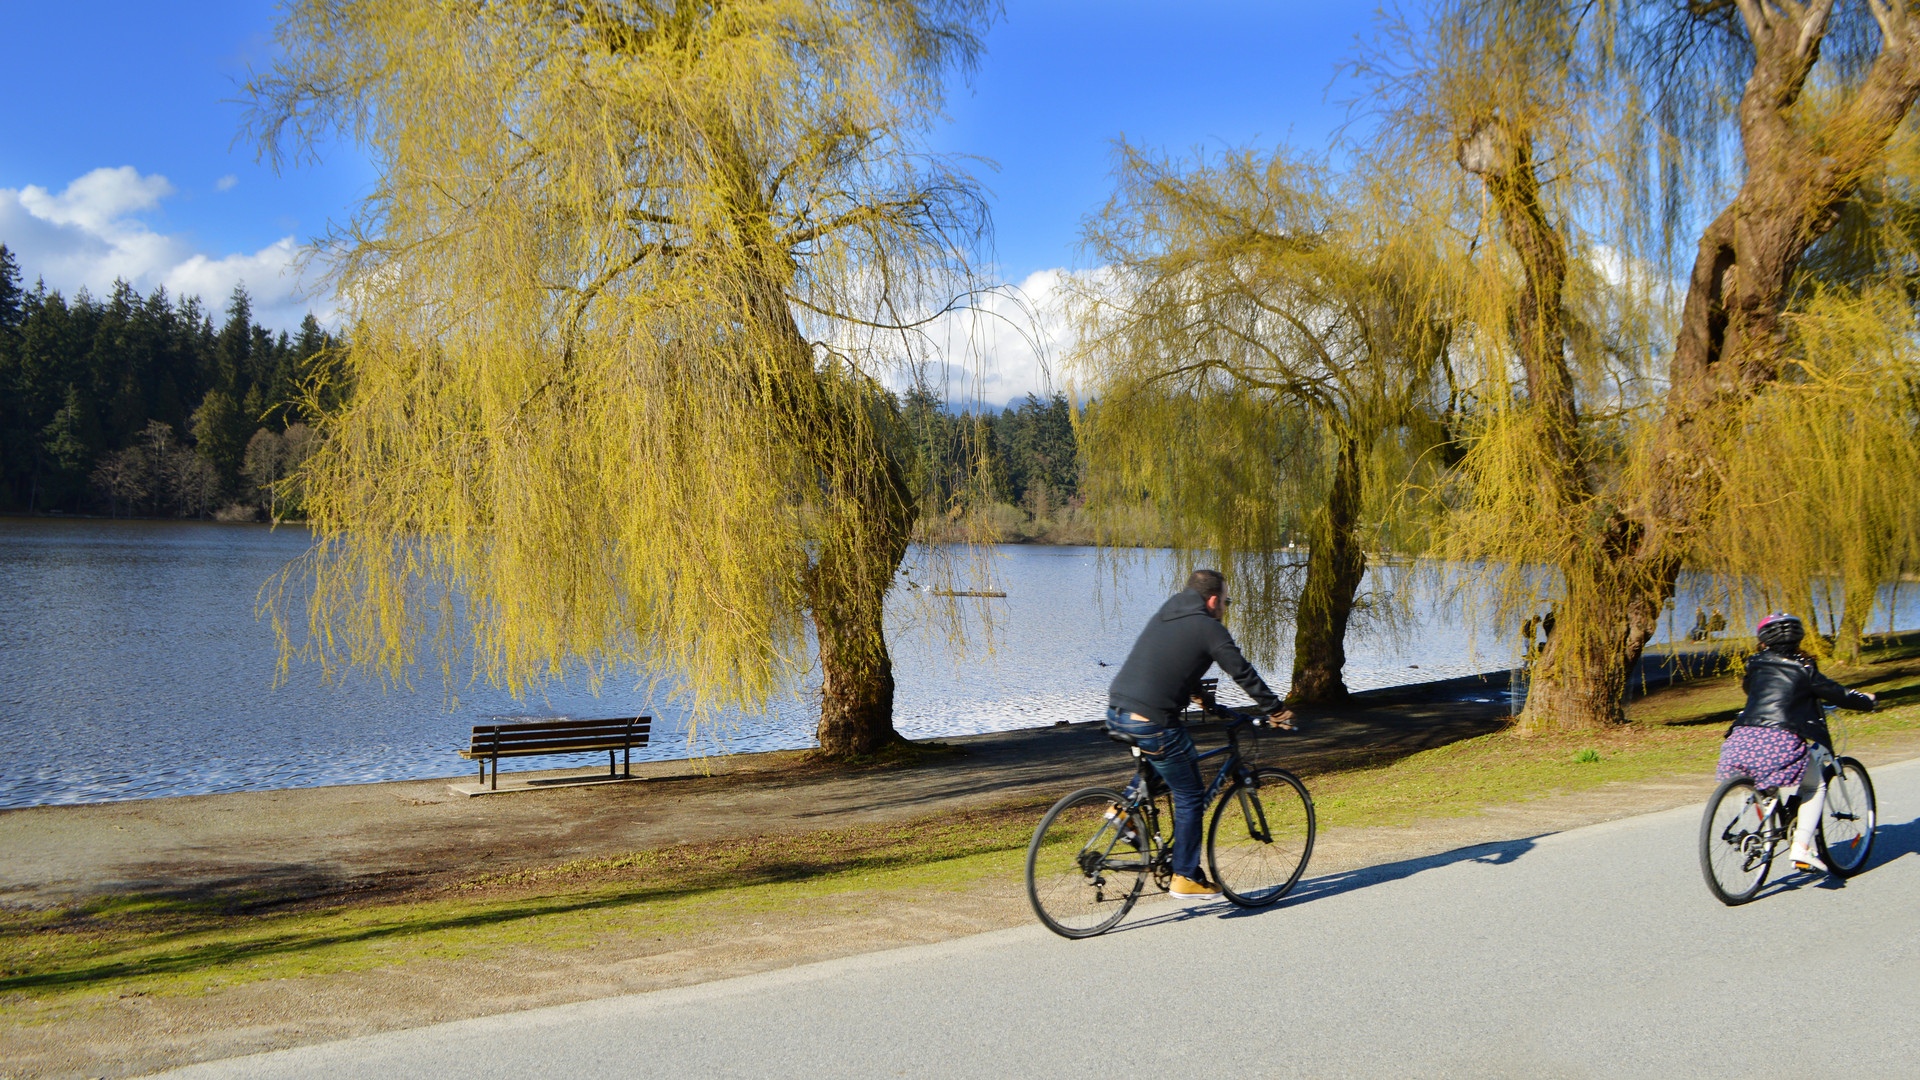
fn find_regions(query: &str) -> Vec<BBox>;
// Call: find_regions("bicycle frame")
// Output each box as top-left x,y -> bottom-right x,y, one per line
1122,713 -> 1271,869
1719,790 -> 1792,874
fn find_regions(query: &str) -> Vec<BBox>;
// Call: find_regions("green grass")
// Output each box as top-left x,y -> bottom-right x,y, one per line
0,804 -> 1047,1004
7,638 -> 1919,1009
1298,638 -> 1920,832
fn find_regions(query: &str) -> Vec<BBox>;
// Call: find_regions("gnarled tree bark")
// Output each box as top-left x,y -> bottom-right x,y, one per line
1289,436 -> 1368,702
1462,0 -> 1920,733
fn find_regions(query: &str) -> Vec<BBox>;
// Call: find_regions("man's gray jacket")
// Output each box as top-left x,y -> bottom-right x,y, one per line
1106,588 -> 1284,726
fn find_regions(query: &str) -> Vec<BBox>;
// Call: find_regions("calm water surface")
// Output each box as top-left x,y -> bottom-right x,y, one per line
3,517 -> 1914,807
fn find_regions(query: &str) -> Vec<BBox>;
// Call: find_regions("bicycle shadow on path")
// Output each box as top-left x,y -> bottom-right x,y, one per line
1107,833 -> 1548,935
1749,814 -> 1920,900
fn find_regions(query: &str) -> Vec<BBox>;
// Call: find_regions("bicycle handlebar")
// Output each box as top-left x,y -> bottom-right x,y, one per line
1202,701 -> 1299,732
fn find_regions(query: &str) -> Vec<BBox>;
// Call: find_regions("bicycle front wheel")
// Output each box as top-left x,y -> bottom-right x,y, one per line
1817,757 -> 1876,877
1700,776 -> 1774,906
1207,768 -> 1314,907
1026,787 -> 1149,938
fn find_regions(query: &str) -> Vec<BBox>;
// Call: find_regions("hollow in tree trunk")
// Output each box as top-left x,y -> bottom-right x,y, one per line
1289,437 -> 1367,703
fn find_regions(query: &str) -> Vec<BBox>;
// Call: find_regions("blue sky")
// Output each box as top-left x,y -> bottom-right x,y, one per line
2,2 -> 1381,395
934,3 -> 1379,275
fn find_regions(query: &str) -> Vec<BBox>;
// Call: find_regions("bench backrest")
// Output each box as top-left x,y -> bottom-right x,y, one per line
468,716 -> 651,757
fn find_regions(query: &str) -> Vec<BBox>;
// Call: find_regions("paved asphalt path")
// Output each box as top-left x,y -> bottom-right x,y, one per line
153,757 -> 1920,1080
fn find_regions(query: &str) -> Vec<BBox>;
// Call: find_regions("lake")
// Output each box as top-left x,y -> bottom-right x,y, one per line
3,517 -> 1913,808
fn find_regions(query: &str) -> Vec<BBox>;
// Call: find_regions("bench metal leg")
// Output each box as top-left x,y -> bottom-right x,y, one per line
491,751 -> 499,791
608,750 -> 616,777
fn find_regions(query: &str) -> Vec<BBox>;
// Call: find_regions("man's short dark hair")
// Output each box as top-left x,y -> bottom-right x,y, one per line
1186,569 -> 1225,598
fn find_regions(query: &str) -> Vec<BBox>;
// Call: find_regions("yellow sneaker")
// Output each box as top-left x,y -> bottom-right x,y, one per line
1169,874 -> 1222,898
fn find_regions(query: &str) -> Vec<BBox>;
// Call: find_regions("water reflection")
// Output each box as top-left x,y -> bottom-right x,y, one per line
2,518 -> 1914,807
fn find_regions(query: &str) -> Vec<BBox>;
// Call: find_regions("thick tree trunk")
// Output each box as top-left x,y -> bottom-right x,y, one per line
742,251 -> 919,759
1834,568 -> 1877,667
1290,437 -> 1367,703
812,561 -> 903,758
1623,6 -> 1920,675
1460,6 -> 1920,730
805,394 -> 918,760
1514,552 -> 1667,735
1462,119 -> 1633,732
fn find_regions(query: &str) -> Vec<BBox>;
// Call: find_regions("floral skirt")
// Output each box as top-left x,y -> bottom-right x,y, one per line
1716,725 -> 1809,789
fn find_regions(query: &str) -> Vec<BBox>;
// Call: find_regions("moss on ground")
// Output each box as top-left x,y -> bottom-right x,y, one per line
6,638 -> 1918,1008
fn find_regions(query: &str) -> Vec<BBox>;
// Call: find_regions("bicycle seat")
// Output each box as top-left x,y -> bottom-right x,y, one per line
1103,725 -> 1144,747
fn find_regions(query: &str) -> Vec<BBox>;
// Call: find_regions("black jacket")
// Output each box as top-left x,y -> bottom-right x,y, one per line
1734,649 -> 1873,747
1107,589 -> 1283,725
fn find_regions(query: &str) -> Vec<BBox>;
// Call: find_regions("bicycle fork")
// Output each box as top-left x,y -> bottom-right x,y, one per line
1235,782 -> 1273,844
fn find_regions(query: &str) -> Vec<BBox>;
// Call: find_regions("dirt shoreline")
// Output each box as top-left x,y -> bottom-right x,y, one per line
0,669 -> 1528,911
3,650 -> 1748,912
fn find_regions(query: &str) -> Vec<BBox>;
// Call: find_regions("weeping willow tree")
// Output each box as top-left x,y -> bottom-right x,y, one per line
244,0 -> 996,758
1070,146 -> 1457,701
1719,123 -> 1920,664
1358,0 -> 1920,733
1705,286 -> 1920,663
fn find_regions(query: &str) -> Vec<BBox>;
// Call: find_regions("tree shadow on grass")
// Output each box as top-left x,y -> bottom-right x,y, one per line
1107,833 -> 1547,935
1662,709 -> 1741,728
1855,680 -> 1920,709
0,834 -> 1036,997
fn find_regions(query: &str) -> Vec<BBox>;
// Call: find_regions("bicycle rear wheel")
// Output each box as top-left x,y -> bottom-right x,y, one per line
1817,756 -> 1876,877
1026,787 -> 1149,938
1207,767 -> 1314,907
1699,776 -> 1775,906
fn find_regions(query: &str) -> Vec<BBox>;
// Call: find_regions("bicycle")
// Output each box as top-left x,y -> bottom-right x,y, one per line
1699,707 -> 1877,906
1024,687 -> 1315,938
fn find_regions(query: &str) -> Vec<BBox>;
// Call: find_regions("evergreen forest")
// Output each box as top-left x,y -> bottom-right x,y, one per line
896,387 -> 1108,543
0,243 -> 336,520
0,244 -> 1092,534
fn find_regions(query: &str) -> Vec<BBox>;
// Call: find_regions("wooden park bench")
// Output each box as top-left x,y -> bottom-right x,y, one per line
458,715 -> 651,792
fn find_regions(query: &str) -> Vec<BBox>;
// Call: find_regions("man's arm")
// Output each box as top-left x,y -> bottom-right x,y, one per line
1206,628 -> 1285,716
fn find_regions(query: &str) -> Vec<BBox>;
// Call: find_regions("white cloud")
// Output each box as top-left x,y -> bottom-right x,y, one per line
907,267 -> 1091,412
0,166 -> 328,332
215,174 -> 239,192
18,166 -> 173,233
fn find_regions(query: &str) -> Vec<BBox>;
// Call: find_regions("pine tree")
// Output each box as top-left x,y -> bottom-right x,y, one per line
0,247 -> 22,503
0,246 -> 23,336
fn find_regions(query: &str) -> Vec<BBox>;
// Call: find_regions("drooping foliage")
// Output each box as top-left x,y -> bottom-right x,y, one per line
246,0 -> 997,753
1351,0 -> 1920,731
1070,146 -> 1457,695
1702,284 -> 1920,662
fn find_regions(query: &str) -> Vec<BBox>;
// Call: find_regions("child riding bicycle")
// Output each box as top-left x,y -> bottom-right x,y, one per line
1717,613 -> 1875,873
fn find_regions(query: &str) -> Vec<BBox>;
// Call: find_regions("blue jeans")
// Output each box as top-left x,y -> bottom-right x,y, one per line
1106,706 -> 1207,881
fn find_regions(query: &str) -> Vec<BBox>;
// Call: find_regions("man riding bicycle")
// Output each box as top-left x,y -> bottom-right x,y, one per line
1106,569 -> 1294,899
